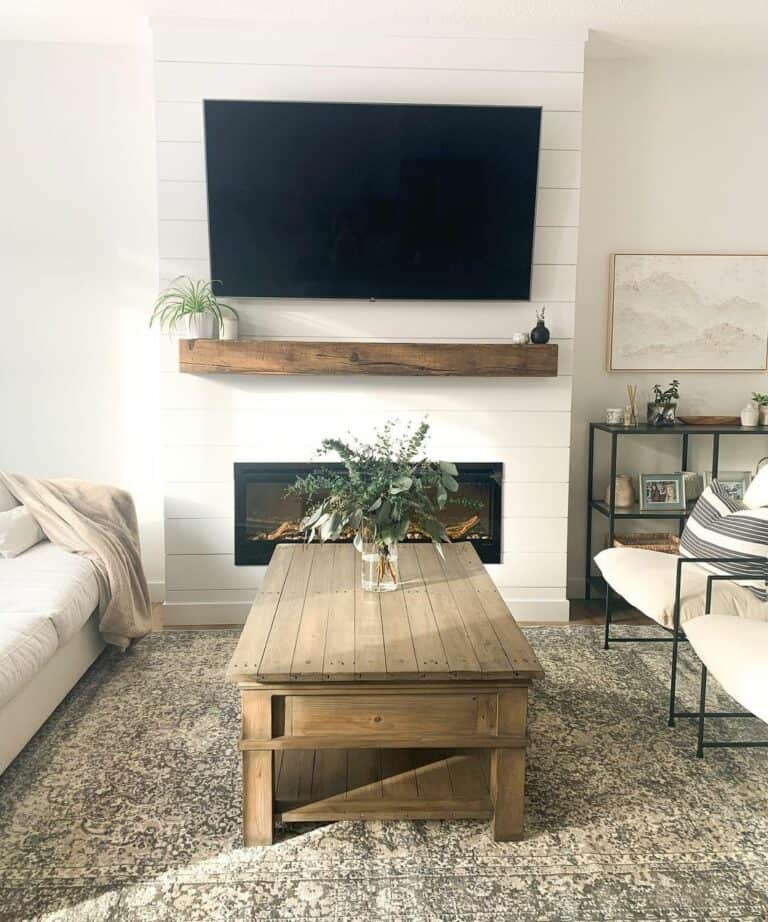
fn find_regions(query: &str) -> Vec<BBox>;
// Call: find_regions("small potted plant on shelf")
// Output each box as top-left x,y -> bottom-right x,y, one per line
752,392 -> 768,426
647,379 -> 680,427
149,276 -> 237,339
287,420 -> 481,592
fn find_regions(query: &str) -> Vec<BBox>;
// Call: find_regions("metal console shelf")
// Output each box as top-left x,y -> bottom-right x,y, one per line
585,421 -> 768,599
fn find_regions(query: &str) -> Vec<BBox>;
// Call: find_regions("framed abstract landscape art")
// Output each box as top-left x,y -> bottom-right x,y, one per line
608,253 -> 768,371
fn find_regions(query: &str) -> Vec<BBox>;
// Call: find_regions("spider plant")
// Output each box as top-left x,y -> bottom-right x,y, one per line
149,277 -> 237,334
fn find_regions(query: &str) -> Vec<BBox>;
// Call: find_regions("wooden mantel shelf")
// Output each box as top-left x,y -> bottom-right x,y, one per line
178,339 -> 558,377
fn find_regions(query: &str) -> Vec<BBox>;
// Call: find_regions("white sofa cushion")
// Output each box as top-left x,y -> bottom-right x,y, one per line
0,611 -> 59,709
685,614 -> 768,724
744,464 -> 768,509
594,547 -> 768,629
0,541 -> 100,646
0,506 -> 45,559
0,482 -> 19,514
680,484 -> 768,600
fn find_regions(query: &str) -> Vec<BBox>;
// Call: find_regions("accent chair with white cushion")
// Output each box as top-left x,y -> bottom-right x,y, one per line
685,574 -> 768,757
594,480 -> 768,727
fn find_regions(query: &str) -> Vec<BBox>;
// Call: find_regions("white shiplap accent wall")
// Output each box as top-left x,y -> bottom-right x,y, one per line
152,21 -> 585,625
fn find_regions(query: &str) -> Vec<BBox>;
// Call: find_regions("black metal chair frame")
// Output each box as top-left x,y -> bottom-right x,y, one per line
604,556 -> 767,728
690,573 -> 768,758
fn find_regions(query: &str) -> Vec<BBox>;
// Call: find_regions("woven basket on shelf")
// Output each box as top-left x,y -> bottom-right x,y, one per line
613,533 -> 680,555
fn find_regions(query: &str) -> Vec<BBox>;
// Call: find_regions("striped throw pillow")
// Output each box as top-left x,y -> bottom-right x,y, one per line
680,483 -> 768,600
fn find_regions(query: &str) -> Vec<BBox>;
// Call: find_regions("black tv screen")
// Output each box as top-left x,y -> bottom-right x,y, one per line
204,100 -> 541,300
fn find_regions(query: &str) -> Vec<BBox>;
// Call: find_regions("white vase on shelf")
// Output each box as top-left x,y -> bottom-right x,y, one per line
604,474 -> 635,508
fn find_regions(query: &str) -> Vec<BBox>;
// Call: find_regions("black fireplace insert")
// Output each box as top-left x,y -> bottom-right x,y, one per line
234,462 -> 502,565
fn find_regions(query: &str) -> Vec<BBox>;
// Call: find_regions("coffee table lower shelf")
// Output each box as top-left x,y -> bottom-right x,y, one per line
274,748 -> 492,823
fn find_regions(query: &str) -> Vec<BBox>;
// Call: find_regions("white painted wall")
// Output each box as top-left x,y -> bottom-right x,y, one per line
153,22 -> 586,625
569,56 -> 768,598
0,41 -> 164,596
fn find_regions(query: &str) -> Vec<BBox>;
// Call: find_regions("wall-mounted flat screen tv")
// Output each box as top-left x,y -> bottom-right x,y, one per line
204,100 -> 541,300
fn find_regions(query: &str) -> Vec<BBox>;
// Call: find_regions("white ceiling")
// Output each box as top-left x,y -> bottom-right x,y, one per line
2,0 -> 768,57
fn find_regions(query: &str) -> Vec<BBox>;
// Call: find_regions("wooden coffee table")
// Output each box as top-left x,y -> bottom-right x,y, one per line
226,542 -> 544,845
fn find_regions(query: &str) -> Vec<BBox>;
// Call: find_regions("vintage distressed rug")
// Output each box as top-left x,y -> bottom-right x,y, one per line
0,626 -> 767,922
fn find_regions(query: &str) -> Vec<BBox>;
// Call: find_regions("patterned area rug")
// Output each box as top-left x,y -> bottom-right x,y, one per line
0,626 -> 767,922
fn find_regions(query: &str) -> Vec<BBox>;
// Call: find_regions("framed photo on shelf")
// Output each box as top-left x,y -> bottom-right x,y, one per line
703,470 -> 752,501
639,473 -> 687,511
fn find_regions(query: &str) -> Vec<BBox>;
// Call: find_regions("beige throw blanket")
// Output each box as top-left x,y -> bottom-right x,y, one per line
0,472 -> 151,649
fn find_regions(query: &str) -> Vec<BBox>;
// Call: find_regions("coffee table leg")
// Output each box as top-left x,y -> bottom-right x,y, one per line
241,691 -> 273,846
490,748 -> 526,842
243,750 -> 273,845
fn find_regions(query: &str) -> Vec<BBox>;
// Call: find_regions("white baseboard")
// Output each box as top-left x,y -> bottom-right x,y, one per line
162,600 -> 249,626
148,580 -> 166,604
162,595 -> 569,627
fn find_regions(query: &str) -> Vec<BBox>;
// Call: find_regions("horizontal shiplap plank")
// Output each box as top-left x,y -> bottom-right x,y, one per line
165,550 -> 567,591
165,587 -> 257,603
155,301 -> 575,346
156,101 -> 204,141
159,181 -> 207,220
158,219 -> 208,259
532,227 -> 578,265
535,188 -> 580,227
161,409 -> 572,448
157,142 -> 205,181
154,31 -> 585,73
155,142 -> 582,195
530,265 -> 576,301
156,218 -> 579,266
503,481 -> 569,517
159,257 -> 210,285
159,373 -> 573,413
537,150 -> 581,189
162,443 -> 571,484
156,103 -> 582,151
165,515 -> 566,555
539,111 -> 581,150
157,263 -> 575,313
155,61 -> 583,110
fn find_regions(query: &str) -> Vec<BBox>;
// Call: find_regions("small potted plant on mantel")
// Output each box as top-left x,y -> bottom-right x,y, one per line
647,379 -> 680,427
149,276 -> 238,339
287,420 -> 481,592
752,392 -> 768,426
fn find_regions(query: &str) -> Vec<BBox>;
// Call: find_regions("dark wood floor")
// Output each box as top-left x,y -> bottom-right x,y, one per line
568,597 -> 650,627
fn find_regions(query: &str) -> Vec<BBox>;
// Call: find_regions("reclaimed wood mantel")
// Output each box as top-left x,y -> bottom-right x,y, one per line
178,339 -> 558,377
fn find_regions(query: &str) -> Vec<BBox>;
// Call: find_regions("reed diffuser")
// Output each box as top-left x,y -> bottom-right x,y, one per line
626,384 -> 638,427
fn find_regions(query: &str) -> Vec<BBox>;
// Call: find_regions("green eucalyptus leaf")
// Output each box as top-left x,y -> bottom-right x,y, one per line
390,474 -> 413,495
376,499 -> 392,525
439,461 -> 458,477
441,473 -> 459,493
368,497 -> 382,512
436,481 -> 448,507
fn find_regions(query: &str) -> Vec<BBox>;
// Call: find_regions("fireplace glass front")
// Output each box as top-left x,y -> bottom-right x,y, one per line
234,462 -> 502,565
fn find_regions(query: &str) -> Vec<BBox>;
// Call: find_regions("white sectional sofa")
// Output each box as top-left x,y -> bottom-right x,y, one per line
0,488 -> 104,773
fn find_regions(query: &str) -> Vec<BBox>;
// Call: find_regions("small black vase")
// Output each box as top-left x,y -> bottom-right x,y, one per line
530,319 -> 550,344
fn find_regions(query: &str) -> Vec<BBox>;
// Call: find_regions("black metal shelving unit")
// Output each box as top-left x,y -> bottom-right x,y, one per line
585,421 -> 768,599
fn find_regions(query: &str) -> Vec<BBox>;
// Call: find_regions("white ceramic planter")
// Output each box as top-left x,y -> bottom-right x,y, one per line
219,316 -> 239,340
759,405 -> 768,426
186,313 -> 216,339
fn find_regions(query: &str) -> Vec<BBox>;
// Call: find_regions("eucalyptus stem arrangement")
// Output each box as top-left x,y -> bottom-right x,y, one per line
287,420 -> 480,591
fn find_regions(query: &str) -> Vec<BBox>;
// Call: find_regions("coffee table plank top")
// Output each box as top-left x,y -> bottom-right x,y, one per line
226,542 -> 544,683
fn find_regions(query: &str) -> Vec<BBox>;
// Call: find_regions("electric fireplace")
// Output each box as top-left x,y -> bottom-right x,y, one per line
234,462 -> 502,565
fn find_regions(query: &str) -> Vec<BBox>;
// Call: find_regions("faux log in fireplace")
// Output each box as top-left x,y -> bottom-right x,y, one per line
234,462 -> 502,565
